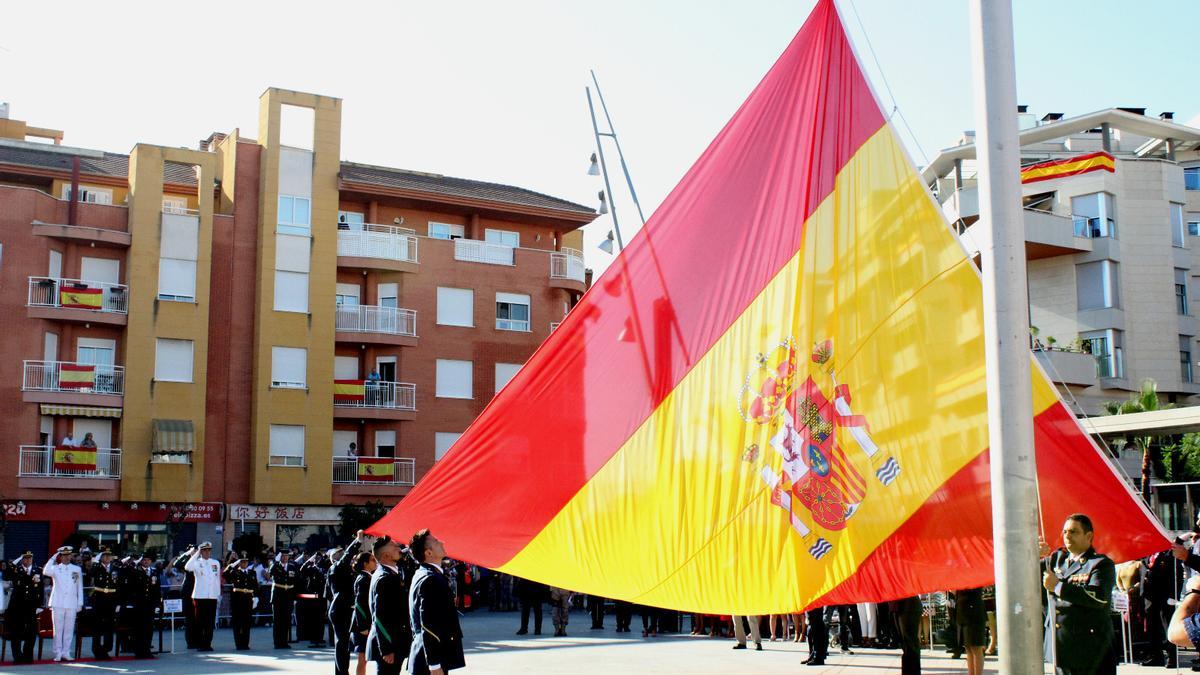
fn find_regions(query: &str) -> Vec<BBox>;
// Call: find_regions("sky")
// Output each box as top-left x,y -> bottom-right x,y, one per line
2,1 -> 1197,275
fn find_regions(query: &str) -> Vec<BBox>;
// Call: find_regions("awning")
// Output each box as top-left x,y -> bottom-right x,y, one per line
40,404 -> 122,419
153,419 -> 195,454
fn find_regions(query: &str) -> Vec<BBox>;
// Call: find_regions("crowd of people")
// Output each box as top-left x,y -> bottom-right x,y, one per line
0,529 -> 463,674
7,510 -> 1200,674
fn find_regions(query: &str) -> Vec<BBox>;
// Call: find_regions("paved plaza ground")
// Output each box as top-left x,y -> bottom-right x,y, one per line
3,610 -> 1188,673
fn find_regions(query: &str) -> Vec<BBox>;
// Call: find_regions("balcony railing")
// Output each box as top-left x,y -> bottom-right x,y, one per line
28,277 -> 128,314
333,380 -> 417,411
454,239 -> 514,266
332,456 -> 416,486
550,248 -> 586,283
337,224 -> 419,264
335,304 -> 417,337
23,361 -> 124,396
19,445 -> 122,479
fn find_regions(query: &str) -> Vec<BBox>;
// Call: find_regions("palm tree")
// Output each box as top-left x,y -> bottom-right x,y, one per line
1103,379 -> 1169,501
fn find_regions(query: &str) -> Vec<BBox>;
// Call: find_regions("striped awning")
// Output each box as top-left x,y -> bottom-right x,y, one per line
40,404 -> 122,419
153,419 -> 195,454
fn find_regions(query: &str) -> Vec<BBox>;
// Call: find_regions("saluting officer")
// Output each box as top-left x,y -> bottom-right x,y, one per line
327,531 -> 365,675
299,551 -> 330,648
269,549 -> 301,649
225,555 -> 259,650
172,546 -> 198,650
44,545 -> 84,662
184,542 -> 222,651
1042,513 -> 1117,675
4,551 -> 42,664
88,548 -> 120,660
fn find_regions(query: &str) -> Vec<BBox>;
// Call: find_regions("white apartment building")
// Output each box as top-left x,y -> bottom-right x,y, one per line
924,107 -> 1200,417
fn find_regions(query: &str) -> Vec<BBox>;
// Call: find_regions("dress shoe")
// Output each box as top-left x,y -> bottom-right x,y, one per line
755,643 -> 762,651
516,629 -> 528,635
732,643 -> 746,649
807,659 -> 826,666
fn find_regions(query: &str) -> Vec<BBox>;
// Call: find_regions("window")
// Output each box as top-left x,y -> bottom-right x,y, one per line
1076,260 -> 1119,310
159,213 -> 199,301
61,185 -> 113,205
375,430 -> 396,458
435,359 -> 473,399
434,432 -> 462,461
1183,336 -> 1194,384
496,292 -> 531,331
274,270 -> 309,313
269,424 -> 305,467
277,195 -> 312,235
485,229 -> 520,248
428,222 -> 465,240
334,355 -> 359,380
335,283 -> 360,307
154,338 -> 194,382
162,197 -> 188,214
437,287 -> 474,327
338,211 -> 365,230
1172,203 -> 1187,248
1186,166 -> 1200,191
1190,220 -> 1200,237
1177,269 -> 1190,316
495,362 -> 522,394
271,347 -> 307,388
1081,329 -> 1123,379
378,283 -> 398,309
77,339 -> 116,367
275,234 -> 310,272
1070,192 -> 1116,238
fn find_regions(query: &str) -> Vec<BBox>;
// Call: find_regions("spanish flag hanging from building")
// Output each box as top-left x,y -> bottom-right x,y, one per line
370,0 -> 1167,614
54,446 -> 97,472
1021,151 -> 1116,184
60,286 -> 103,310
58,364 -> 96,390
333,380 -> 366,403
358,457 -> 395,482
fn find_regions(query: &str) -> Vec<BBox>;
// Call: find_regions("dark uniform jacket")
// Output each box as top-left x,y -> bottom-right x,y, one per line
408,562 -> 464,674
269,560 -> 300,601
327,541 -> 361,618
351,570 -> 373,636
123,564 -> 162,609
1144,550 -> 1185,605
954,587 -> 986,627
225,563 -> 259,594
88,562 -> 120,608
367,564 -> 412,662
1044,547 -> 1116,673
171,550 -> 196,601
4,562 -> 43,621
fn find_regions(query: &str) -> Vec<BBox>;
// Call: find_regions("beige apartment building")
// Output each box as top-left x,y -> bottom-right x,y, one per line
924,107 -> 1200,419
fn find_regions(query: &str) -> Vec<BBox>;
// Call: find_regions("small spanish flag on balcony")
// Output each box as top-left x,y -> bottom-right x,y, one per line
333,379 -> 366,403
1020,151 -> 1115,184
59,364 -> 96,389
60,286 -> 103,310
358,457 -> 394,482
54,446 -> 97,471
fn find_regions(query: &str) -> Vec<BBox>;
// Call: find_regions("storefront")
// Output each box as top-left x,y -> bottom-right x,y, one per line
226,504 -> 342,553
0,500 -> 223,561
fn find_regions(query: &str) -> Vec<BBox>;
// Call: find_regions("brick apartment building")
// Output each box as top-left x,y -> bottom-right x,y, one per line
0,89 -> 596,557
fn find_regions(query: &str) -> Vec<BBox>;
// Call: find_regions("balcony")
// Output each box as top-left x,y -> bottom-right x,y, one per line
335,304 -> 418,347
960,208 -> 1093,261
22,361 -> 124,406
1034,349 -> 1098,388
331,456 -> 417,498
454,239 -> 514,266
333,380 -> 417,420
549,248 -> 587,292
337,224 -> 419,273
18,445 -> 121,491
27,277 -> 128,326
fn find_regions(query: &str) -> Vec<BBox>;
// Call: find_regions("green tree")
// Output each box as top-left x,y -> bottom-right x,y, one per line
1161,433 -> 1200,483
338,500 -> 391,540
1103,379 -> 1169,501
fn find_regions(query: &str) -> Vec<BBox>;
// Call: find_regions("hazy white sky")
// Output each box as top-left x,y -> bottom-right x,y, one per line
2,1 -> 1196,274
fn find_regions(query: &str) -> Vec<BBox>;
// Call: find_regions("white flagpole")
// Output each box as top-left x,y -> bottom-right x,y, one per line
968,1 -> 1044,673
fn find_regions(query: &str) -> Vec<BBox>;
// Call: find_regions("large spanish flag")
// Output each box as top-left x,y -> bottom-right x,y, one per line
370,0 -> 1167,613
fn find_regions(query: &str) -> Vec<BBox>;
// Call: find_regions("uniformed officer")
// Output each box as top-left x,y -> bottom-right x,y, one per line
88,548 -> 119,660
1042,513 -> 1117,675
327,531 -> 365,675
172,546 -> 198,649
299,551 -> 330,647
44,545 -> 84,662
269,550 -> 301,649
184,542 -> 222,651
125,552 -> 161,659
368,536 -> 413,675
224,555 -> 258,650
3,551 -> 42,664
351,550 -> 378,675
407,530 -> 465,675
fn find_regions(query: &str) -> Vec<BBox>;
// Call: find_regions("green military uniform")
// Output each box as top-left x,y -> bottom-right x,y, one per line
1044,547 -> 1116,674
